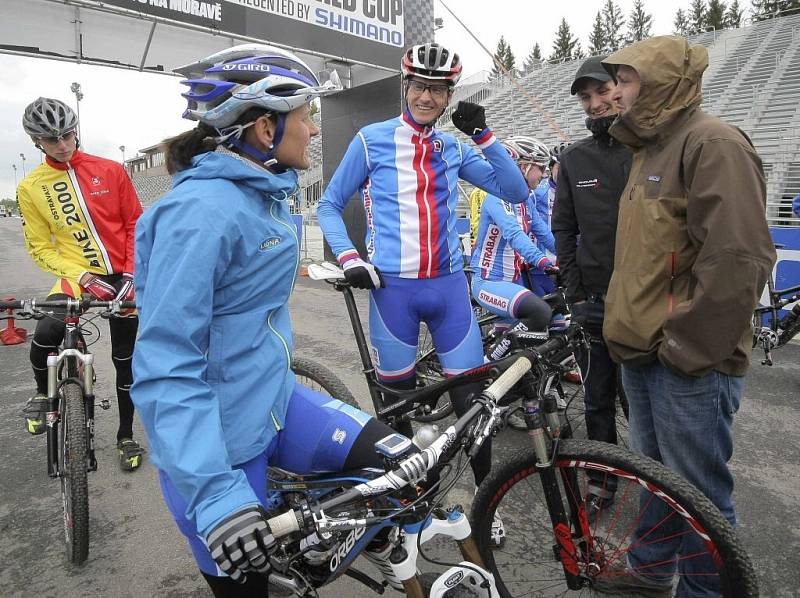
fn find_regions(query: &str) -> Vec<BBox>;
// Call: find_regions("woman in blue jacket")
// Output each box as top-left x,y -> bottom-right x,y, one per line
131,45 -> 402,596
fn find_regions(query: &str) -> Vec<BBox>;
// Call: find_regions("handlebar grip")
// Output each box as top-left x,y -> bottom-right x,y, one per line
0,301 -> 24,310
483,356 -> 533,402
267,509 -> 301,538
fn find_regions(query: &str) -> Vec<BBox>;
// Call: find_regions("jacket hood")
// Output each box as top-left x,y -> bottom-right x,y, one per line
173,149 -> 299,199
602,36 -> 708,146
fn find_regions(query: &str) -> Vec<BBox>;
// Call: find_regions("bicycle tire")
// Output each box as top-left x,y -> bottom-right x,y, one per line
291,356 -> 358,408
471,440 -> 757,597
59,380 -> 90,565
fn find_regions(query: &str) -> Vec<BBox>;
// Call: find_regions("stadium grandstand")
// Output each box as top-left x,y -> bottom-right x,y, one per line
129,13 -> 800,227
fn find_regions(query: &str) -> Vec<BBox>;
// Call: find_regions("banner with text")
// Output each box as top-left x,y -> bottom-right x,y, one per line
102,0 -> 405,67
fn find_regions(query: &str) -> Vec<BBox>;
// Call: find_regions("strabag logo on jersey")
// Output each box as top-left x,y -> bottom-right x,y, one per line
259,236 -> 281,251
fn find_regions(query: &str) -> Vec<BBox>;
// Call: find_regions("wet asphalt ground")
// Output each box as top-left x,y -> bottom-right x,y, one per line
0,216 -> 798,597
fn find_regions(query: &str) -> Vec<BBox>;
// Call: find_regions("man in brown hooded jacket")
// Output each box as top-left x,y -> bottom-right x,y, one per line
596,37 -> 776,596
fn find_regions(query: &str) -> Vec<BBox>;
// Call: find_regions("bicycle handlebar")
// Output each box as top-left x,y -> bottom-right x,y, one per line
265,323 -> 583,539
0,297 -> 136,313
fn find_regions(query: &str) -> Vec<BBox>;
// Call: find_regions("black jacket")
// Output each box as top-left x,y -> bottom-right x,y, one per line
552,126 -> 631,303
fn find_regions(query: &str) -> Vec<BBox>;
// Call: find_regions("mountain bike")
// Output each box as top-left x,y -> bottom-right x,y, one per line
752,251 -> 800,365
257,324 -> 757,597
0,296 -> 135,565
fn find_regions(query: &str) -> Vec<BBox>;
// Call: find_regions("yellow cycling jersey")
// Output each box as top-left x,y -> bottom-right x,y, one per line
469,187 -> 487,245
16,150 -> 142,296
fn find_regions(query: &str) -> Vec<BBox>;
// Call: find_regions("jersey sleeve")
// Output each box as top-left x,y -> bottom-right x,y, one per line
16,181 -> 84,283
483,195 -> 549,269
317,133 -> 370,264
132,200 -> 260,538
458,136 -> 529,203
528,200 -> 556,254
115,164 -> 143,274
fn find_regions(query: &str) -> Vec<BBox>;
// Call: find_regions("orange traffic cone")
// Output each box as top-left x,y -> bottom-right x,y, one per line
0,298 -> 27,346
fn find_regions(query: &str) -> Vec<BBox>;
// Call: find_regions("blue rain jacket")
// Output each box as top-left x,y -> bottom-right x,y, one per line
131,150 -> 299,537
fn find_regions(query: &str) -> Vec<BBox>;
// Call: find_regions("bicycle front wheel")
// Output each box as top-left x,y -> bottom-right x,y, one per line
291,356 -> 358,408
471,440 -> 757,597
59,380 -> 89,565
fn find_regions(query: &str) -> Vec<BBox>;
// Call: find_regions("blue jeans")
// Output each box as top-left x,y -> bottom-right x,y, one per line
621,361 -> 743,598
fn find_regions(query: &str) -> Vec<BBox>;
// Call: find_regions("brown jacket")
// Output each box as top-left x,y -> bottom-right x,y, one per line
601,37 -> 776,377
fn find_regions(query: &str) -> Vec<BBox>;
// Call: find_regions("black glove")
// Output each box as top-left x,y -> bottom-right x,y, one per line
342,258 -> 384,290
205,505 -> 276,583
451,101 -> 487,137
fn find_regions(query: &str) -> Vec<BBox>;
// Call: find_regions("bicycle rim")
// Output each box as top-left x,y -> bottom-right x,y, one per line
59,380 -> 89,565
472,440 -> 757,597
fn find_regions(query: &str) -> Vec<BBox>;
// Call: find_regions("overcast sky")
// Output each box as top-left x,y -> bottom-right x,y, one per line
0,0 -> 735,199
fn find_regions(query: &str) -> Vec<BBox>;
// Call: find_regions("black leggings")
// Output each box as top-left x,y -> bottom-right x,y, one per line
30,292 -> 138,442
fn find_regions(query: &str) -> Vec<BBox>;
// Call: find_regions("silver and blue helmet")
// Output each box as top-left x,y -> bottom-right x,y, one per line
175,44 -> 341,129
23,97 -> 78,138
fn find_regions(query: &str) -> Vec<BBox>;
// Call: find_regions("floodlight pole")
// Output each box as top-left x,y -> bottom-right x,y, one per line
70,82 -> 84,141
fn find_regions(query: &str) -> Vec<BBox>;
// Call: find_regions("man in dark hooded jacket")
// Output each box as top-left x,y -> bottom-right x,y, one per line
597,36 -> 776,596
551,56 -> 632,521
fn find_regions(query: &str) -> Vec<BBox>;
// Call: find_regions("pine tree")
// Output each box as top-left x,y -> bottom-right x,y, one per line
725,0 -> 745,26
706,0 -> 728,29
522,43 -> 543,74
588,11 -> 607,55
574,42 -> 586,60
490,36 -> 517,80
602,0 -> 627,51
549,18 -> 580,62
674,8 -> 690,36
688,0 -> 707,34
625,0 -> 653,43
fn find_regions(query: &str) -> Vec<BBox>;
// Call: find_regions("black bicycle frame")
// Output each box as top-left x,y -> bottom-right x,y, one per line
333,280 -> 520,425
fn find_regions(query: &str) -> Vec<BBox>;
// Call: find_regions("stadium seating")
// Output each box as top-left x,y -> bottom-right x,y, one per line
131,14 -> 800,225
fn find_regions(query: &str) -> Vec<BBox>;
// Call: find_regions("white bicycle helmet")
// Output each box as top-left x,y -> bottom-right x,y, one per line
401,43 -> 462,85
176,44 -> 341,129
501,136 -> 551,167
23,97 -> 78,138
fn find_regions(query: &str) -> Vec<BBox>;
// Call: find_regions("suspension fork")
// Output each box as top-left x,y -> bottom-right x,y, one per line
522,385 -> 585,590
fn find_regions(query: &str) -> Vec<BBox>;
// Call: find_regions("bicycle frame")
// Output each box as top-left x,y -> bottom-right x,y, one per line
261,329 -> 584,596
753,276 -> 800,365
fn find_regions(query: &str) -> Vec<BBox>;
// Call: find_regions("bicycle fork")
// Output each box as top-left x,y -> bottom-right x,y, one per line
392,511 -> 499,597
45,351 -> 96,478
523,389 -> 588,591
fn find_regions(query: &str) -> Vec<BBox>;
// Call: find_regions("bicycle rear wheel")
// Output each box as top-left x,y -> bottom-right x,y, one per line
291,356 -> 358,408
471,440 -> 757,597
59,380 -> 89,565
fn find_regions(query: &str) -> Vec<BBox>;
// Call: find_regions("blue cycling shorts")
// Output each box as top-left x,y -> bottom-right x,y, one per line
159,383 -> 376,575
368,271 -> 484,381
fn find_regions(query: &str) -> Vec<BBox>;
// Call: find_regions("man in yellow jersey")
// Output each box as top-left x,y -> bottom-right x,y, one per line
16,97 -> 145,471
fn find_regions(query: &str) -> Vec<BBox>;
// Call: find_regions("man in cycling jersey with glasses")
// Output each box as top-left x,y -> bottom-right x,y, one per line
318,42 -> 528,545
16,97 -> 144,471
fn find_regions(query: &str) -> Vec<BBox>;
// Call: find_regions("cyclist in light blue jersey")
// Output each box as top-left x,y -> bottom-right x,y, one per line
471,136 -> 555,333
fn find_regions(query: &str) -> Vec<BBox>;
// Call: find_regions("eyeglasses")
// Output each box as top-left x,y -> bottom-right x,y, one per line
36,130 -> 77,146
407,80 -> 450,98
